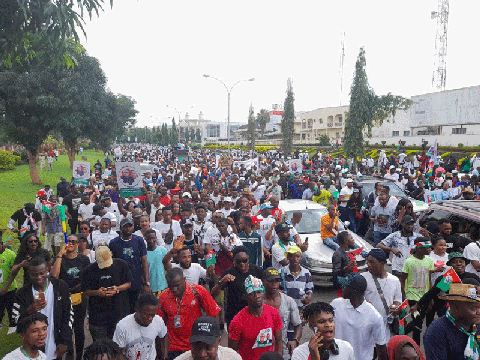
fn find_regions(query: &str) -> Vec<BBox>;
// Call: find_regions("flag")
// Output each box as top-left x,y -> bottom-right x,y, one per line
397,299 -> 409,335
3,234 -> 12,244
205,248 -> 216,267
399,317 -> 406,335
348,247 -> 364,256
56,205 -> 68,244
41,200 -> 54,214
436,268 -> 461,292
19,228 -> 27,238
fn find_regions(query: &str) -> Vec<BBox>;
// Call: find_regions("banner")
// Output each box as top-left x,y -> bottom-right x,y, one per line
233,158 -> 259,170
287,159 -> 303,173
72,161 -> 91,185
218,156 -> 233,168
424,189 -> 442,204
116,162 -> 144,197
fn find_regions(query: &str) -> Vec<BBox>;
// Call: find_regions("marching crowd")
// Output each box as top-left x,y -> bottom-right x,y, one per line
1,145 -> 480,360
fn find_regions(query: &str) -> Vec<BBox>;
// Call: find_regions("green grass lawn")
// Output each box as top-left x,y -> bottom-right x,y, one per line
0,149 -> 105,358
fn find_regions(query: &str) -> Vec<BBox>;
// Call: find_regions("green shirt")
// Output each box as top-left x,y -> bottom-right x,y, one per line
402,254 -> 434,301
0,248 -> 18,292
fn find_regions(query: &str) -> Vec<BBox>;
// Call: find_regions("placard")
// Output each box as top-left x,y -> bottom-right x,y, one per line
72,161 -> 90,185
116,162 -> 143,197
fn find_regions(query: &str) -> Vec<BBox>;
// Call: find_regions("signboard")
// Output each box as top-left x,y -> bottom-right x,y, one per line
174,149 -> 190,162
72,161 -> 90,185
287,159 -> 303,173
116,162 -> 143,197
233,158 -> 259,170
218,156 -> 234,168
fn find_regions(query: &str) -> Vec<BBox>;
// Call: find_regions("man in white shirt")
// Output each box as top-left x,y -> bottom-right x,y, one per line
102,195 -> 120,229
78,194 -> 95,226
384,166 -> 399,182
291,302 -> 354,360
152,206 -> 182,251
113,293 -> 168,360
146,193 -> 164,223
338,179 -> 354,221
164,244 -> 210,285
3,313 -> 49,360
363,249 -> 402,343
331,273 -> 387,360
91,204 -> 117,230
90,218 -> 118,249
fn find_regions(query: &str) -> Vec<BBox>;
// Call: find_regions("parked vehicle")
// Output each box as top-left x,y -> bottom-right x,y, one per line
279,199 -> 373,286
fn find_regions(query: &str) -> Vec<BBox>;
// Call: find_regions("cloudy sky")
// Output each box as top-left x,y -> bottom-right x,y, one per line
81,0 -> 480,128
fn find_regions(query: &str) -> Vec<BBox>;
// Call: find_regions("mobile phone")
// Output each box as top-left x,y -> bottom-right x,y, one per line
305,237 -> 309,243
37,292 -> 45,302
314,327 -> 319,334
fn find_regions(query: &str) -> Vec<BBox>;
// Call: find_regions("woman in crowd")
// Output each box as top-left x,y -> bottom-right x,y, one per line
13,233 -> 51,285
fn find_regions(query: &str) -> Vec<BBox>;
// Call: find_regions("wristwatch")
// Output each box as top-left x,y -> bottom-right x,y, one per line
145,282 -> 151,286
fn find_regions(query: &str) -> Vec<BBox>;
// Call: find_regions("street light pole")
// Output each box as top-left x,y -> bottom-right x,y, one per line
166,104 -> 194,142
203,74 -> 255,155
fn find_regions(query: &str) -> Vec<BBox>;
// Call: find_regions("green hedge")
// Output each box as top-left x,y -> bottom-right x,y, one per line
0,150 -> 21,170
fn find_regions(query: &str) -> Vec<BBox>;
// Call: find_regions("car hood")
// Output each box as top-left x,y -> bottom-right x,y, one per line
300,231 -> 373,269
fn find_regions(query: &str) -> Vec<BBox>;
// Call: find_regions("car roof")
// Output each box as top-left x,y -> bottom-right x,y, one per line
427,201 -> 480,222
279,199 -> 327,212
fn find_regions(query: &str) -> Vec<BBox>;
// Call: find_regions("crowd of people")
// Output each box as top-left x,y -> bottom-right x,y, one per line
1,144 -> 480,360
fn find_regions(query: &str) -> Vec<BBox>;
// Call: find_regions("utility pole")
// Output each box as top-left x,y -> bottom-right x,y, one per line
431,0 -> 449,91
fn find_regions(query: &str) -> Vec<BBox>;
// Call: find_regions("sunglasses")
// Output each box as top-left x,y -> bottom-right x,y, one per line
68,240 -> 78,245
235,258 -> 249,264
79,227 -> 89,230
27,239 -> 39,244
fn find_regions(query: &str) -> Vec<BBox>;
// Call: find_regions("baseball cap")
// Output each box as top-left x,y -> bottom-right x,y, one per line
338,273 -> 367,293
181,219 -> 194,227
182,192 -> 192,198
263,267 -> 282,281
275,222 -> 292,233
96,246 -> 113,269
447,252 -> 470,266
285,245 -> 301,256
36,190 -> 46,197
260,203 -> 273,210
189,316 -> 220,345
120,218 -> 134,227
224,196 -> 232,203
389,165 -> 395,169
244,275 -> 264,294
401,215 -> 415,224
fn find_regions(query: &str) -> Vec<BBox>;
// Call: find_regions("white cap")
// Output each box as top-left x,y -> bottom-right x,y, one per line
182,192 -> 192,198
389,165 -> 395,169
224,197 -> 232,202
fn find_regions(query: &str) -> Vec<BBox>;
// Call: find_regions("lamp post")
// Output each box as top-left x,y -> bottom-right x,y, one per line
203,74 -> 255,155
166,105 -> 194,142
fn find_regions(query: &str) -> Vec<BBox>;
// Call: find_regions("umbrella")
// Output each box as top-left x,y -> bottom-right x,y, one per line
436,167 -> 446,173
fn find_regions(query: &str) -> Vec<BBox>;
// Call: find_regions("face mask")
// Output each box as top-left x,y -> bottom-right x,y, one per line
314,186 -> 318,192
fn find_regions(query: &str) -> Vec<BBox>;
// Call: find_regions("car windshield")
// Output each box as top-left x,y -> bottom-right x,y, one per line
285,209 -> 346,234
361,182 -> 407,199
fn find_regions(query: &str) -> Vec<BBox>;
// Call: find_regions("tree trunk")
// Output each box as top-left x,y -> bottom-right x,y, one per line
26,148 -> 42,184
65,139 -> 77,169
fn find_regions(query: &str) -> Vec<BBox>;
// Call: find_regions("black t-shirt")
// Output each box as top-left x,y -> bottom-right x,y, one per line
81,258 -> 132,326
58,254 -> 90,292
62,194 -> 82,218
15,248 -> 51,285
444,234 -> 472,253
10,209 -> 42,231
221,264 -> 263,324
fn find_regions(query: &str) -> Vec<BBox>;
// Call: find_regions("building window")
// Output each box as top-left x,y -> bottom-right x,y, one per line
336,132 -> 340,139
302,134 -> 306,140
319,118 -> 323,124
452,128 -> 466,134
392,131 -> 399,137
403,131 -> 410,136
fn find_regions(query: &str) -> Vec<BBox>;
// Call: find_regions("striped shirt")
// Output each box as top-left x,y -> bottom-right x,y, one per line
281,265 -> 314,309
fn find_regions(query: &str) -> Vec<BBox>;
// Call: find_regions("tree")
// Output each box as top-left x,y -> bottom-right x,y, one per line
190,128 -> 195,143
57,54 -> 107,168
195,128 -> 201,142
0,66 -> 63,183
318,134 -> 330,146
256,108 -> 270,136
161,123 -> 169,146
281,78 -> 295,154
344,47 -> 412,160
246,103 -> 256,150
170,118 -> 178,145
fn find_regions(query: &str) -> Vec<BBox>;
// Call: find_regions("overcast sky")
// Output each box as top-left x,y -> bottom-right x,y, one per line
81,0 -> 480,128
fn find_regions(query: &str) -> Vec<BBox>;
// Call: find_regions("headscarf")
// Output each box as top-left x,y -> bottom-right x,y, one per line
387,335 -> 425,360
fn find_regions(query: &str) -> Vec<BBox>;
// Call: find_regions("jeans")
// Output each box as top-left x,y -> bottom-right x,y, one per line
0,290 -> 16,327
347,209 -> 360,234
323,237 -> 369,257
404,300 -> 422,347
89,322 -> 118,342
338,206 -> 348,222
373,231 -> 390,246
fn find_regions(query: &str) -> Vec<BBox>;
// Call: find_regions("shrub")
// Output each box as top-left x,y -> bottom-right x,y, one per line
458,143 -> 464,148
0,150 -> 21,170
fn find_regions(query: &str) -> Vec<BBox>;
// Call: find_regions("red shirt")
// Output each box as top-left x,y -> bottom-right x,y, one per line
228,305 -> 283,360
271,208 -> 283,219
160,195 -> 172,207
157,284 -> 220,351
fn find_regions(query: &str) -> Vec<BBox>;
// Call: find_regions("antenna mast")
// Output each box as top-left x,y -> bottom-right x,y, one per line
339,32 -> 345,105
431,0 -> 449,91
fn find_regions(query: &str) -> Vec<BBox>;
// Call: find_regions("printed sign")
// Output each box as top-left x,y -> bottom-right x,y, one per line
218,156 -> 234,168
72,161 -> 90,185
116,162 -> 144,197
287,159 -> 302,173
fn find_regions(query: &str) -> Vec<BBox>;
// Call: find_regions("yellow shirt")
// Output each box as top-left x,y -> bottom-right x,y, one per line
312,190 -> 331,207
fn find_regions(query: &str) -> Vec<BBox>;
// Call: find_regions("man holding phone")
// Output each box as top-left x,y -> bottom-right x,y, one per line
12,257 -> 73,360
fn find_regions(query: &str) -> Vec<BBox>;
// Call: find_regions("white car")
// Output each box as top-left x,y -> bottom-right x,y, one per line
279,199 -> 373,286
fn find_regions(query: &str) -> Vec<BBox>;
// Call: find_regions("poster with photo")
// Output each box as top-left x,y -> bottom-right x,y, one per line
116,162 -> 143,197
72,161 -> 90,185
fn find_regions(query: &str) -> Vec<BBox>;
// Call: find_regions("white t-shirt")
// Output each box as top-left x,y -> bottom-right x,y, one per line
149,203 -> 164,223
172,263 -> 206,284
78,203 -> 95,223
193,220 -> 212,242
104,203 -> 121,229
152,220 -> 182,241
133,228 -> 165,247
291,338 -> 354,360
384,173 -> 399,182
174,346 -> 242,360
34,284 -> 56,360
3,348 -> 47,360
113,314 -> 167,360
254,184 -> 267,201
363,272 -> 402,342
331,298 -> 385,360
339,187 -> 354,207
94,212 -> 117,228
464,242 -> 480,276
90,230 -> 118,249
257,216 -> 276,250
429,252 -> 450,283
